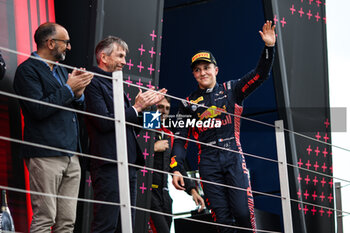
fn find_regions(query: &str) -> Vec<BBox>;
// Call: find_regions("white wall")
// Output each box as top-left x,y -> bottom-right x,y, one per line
327,1 -> 350,232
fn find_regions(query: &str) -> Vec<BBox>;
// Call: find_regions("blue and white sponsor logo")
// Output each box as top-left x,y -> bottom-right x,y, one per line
143,111 -> 161,129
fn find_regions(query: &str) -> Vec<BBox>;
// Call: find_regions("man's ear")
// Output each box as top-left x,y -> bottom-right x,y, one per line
100,52 -> 108,64
47,39 -> 55,50
215,66 -> 219,76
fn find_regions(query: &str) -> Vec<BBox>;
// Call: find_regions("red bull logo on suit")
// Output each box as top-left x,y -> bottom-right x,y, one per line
197,105 -> 227,121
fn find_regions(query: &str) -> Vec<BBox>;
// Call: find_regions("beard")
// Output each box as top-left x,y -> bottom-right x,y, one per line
53,45 -> 66,61
54,50 -> 66,61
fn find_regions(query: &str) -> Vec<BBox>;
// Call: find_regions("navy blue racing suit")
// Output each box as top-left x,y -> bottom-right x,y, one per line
170,46 -> 275,233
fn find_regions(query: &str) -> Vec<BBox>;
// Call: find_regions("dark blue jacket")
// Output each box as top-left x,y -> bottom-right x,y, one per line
85,66 -> 144,167
13,54 -> 82,157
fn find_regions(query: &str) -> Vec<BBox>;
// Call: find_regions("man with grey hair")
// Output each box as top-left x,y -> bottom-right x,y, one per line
13,22 -> 93,232
85,36 -> 166,233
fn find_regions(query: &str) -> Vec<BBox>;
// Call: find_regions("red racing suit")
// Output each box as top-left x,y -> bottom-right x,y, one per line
170,46 -> 275,233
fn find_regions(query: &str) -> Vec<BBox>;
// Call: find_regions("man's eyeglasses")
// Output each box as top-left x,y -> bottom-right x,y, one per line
48,38 -> 71,46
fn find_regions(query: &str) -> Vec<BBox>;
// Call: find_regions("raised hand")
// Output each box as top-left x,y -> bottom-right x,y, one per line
67,68 -> 93,98
259,20 -> 276,47
133,88 -> 167,112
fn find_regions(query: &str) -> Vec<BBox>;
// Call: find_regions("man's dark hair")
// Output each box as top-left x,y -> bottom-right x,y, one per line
164,96 -> 171,104
95,36 -> 129,64
34,22 -> 57,49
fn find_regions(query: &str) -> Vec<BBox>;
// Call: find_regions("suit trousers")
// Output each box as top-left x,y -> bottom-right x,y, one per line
91,164 -> 138,233
25,155 -> 81,233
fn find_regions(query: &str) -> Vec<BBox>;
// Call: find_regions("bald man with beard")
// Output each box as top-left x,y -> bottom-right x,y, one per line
13,22 -> 93,232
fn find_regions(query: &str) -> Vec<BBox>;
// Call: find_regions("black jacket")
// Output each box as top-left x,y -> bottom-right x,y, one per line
85,66 -> 144,167
13,53 -> 82,157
